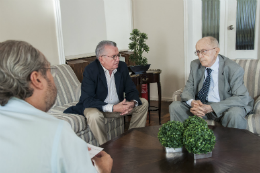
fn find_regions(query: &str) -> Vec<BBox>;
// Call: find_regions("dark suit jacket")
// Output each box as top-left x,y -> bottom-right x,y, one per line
64,59 -> 142,116
181,54 -> 254,117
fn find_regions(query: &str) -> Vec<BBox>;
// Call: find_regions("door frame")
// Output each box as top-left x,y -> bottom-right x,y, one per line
53,0 -> 66,65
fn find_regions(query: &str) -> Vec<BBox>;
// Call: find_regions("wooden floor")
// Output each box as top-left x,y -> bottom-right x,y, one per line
124,100 -> 172,132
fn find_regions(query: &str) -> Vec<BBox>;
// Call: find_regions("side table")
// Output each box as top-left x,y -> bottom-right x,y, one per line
130,69 -> 162,124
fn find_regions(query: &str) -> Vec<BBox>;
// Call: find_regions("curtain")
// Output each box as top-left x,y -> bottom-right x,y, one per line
236,0 -> 257,50
202,0 -> 220,42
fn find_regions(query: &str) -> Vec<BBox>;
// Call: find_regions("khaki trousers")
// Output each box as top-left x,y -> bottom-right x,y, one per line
84,98 -> 148,145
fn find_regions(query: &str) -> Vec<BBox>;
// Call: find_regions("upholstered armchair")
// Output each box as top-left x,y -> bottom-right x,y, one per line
172,59 -> 260,135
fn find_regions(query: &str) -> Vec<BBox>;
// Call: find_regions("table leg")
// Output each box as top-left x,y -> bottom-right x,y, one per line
157,81 -> 161,125
148,83 -> 150,124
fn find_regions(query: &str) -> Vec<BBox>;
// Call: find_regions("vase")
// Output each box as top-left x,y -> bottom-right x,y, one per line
194,151 -> 212,160
165,147 -> 183,153
129,64 -> 151,74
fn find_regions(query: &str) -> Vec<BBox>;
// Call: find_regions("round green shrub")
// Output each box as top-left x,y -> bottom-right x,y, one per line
183,125 -> 216,154
183,115 -> 207,129
158,121 -> 184,148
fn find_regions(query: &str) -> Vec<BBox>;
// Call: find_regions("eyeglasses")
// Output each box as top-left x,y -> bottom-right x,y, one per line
194,48 -> 216,56
101,54 -> 121,60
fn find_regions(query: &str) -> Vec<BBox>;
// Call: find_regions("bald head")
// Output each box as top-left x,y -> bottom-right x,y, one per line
195,36 -> 220,67
196,36 -> 219,48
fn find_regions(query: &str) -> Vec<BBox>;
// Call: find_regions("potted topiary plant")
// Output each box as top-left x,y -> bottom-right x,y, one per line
158,121 -> 184,152
183,115 -> 208,129
183,116 -> 216,159
128,29 -> 150,74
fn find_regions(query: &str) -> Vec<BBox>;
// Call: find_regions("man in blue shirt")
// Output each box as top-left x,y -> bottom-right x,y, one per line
0,40 -> 113,173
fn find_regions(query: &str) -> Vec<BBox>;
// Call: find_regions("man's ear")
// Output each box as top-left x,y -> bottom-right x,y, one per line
215,47 -> 220,55
99,56 -> 104,64
29,71 -> 45,90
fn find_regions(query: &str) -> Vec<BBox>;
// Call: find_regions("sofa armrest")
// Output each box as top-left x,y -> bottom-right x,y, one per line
247,113 -> 260,135
253,96 -> 260,114
172,88 -> 183,102
75,84 -> 81,102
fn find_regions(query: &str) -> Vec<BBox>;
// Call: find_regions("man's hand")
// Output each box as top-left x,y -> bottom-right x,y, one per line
201,104 -> 213,114
92,151 -> 113,173
190,106 -> 205,117
191,100 -> 203,108
113,99 -> 133,115
119,100 -> 135,115
190,103 -> 213,118
124,101 -> 135,109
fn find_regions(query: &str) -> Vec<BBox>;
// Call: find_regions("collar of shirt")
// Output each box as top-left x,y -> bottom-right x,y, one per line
206,55 -> 219,73
100,64 -> 117,75
205,55 -> 220,102
100,63 -> 119,112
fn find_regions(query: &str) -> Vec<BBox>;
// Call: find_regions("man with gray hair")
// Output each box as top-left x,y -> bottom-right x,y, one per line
64,40 -> 148,145
169,36 -> 253,129
0,40 -> 113,173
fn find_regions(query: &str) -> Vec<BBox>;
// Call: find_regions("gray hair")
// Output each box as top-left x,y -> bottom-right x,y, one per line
95,40 -> 117,59
203,36 -> 219,48
0,40 -> 49,106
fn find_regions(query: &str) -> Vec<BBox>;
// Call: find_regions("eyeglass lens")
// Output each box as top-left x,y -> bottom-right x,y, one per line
112,54 -> 120,59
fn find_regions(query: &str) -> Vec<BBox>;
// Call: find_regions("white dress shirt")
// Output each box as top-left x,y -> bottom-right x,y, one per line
101,65 -> 138,112
186,56 -> 220,106
0,97 -> 97,173
101,66 -> 120,112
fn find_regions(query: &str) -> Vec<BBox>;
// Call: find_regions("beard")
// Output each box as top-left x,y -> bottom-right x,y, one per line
44,78 -> 57,112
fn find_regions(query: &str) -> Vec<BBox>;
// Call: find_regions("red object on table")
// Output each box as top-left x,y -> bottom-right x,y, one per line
141,84 -> 148,100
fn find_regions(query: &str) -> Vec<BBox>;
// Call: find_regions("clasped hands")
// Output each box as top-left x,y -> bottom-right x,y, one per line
113,99 -> 135,115
190,100 -> 213,118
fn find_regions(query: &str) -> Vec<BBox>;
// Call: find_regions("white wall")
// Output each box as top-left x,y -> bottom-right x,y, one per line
61,0 -> 133,60
104,0 -> 133,51
0,0 -> 59,65
60,0 -> 107,59
1,0 -> 133,63
258,0 -> 260,58
186,0 -> 202,81
132,0 -> 185,101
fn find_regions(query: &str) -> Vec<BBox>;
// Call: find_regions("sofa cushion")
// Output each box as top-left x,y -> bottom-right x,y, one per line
51,65 -> 81,107
247,114 -> 260,134
233,59 -> 260,100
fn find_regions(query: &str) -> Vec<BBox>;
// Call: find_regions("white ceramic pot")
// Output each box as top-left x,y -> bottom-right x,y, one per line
194,151 -> 212,160
165,147 -> 183,153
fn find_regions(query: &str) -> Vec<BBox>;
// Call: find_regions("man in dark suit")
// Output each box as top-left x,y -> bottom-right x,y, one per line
169,36 -> 253,129
64,40 -> 148,145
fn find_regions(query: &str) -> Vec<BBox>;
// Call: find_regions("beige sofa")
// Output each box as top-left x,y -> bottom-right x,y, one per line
172,59 -> 260,135
47,64 -> 124,146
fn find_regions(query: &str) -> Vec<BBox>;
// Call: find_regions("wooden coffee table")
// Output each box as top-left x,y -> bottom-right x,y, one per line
101,126 -> 260,173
